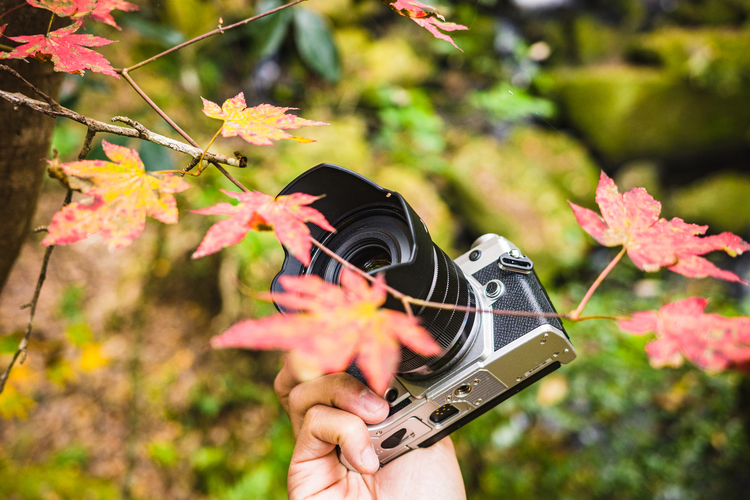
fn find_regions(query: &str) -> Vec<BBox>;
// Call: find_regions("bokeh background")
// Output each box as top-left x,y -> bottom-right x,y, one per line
2,0 -> 750,498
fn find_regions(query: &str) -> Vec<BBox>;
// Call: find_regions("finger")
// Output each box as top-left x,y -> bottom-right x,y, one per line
274,358 -> 300,414
285,372 -> 389,437
294,404 -> 380,475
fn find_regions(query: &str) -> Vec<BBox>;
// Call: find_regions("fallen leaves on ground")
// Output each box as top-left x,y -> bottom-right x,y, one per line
619,297 -> 750,372
42,141 -> 190,249
382,0 -> 468,51
569,171 -> 750,283
191,190 -> 334,266
211,270 -> 441,393
201,92 -> 328,146
0,21 -> 118,77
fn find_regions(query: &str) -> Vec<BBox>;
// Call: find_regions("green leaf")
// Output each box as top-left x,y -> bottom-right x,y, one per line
293,8 -> 340,82
252,0 -> 293,58
469,83 -> 556,122
139,140 -> 175,172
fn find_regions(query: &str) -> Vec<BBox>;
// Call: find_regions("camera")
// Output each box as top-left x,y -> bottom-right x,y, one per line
272,164 -> 577,468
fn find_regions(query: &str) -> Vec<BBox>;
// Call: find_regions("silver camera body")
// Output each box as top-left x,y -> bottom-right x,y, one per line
360,234 -> 576,467
271,164 -> 576,470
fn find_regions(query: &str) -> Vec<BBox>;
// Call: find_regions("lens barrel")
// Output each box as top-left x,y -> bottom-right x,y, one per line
272,164 -> 476,379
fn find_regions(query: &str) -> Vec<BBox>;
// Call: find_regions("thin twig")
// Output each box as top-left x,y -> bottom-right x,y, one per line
0,2 -> 27,20
0,90 -> 242,167
0,64 -> 58,106
122,0 -> 307,72
79,128 -> 97,159
32,226 -> 48,233
309,237 -> 588,321
0,190 -> 72,395
570,247 -> 627,320
209,160 -> 249,192
117,71 -> 250,192
112,116 -> 148,136
118,70 -> 198,147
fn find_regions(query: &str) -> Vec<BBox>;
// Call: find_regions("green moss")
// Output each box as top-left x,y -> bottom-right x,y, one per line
629,27 -> 750,94
444,127 -> 599,280
667,171 -> 750,233
541,65 -> 750,163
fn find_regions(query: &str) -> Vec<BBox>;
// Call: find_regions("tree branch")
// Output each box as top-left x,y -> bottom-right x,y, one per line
0,89 -> 244,168
121,0 -> 307,72
0,64 -> 58,106
117,71 -> 250,192
0,188 -> 74,395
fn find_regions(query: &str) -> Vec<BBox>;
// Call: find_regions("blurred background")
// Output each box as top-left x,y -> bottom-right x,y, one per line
2,0 -> 750,498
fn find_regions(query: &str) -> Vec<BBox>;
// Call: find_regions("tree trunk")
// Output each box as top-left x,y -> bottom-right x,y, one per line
0,2 -> 65,295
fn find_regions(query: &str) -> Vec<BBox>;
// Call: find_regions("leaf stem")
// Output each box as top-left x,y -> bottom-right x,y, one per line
46,12 -> 54,35
570,246 -> 627,320
117,70 -> 249,192
122,0 -> 306,72
197,126 -> 223,172
307,237 -> 618,322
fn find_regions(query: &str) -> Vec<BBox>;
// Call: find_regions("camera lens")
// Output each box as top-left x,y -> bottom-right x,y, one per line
272,164 -> 478,379
348,243 -> 392,273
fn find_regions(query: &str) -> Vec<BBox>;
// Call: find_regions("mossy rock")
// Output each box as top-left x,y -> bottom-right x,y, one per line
444,127 -> 599,280
667,171 -> 750,233
539,65 -> 750,164
629,27 -> 750,95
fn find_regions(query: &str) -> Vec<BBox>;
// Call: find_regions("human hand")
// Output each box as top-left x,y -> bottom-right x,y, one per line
274,360 -> 467,500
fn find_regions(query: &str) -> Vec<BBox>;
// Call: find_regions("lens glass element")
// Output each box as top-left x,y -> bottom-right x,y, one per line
348,244 -> 392,273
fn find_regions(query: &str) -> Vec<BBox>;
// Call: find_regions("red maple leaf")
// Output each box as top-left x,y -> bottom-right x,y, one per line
383,0 -> 468,51
619,297 -> 750,372
201,92 -> 328,146
26,0 -> 139,29
569,171 -> 750,283
42,141 -> 191,248
211,270 -> 441,393
191,190 -> 335,266
0,21 -> 118,77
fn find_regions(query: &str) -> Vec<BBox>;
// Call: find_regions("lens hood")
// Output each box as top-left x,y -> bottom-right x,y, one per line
271,164 -> 436,309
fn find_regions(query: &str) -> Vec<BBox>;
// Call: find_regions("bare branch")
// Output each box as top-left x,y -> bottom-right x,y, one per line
118,70 -> 198,148
117,71 -> 251,192
0,64 -> 58,106
0,189 -> 72,394
0,90 -> 243,167
122,0 -> 307,72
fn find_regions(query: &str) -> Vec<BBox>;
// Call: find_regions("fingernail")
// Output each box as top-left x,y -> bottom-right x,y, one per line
361,445 -> 379,472
360,389 -> 386,415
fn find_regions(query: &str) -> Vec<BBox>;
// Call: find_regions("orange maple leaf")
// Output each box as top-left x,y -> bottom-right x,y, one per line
200,92 -> 328,146
382,0 -> 468,51
569,171 -> 750,283
42,141 -> 191,249
211,270 -> 441,393
191,190 -> 334,266
26,0 -> 139,29
619,297 -> 750,372
0,21 -> 118,77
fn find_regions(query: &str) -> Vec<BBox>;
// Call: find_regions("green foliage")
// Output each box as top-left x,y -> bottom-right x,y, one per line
469,83 -> 556,122
293,9 -> 340,82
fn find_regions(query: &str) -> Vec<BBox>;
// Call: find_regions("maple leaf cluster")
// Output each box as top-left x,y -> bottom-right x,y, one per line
382,0 -> 468,51
201,92 -> 328,147
26,0 -> 139,30
211,270 -> 441,393
571,172 -> 750,372
42,141 -> 190,249
619,298 -> 750,372
570,171 -> 750,283
191,190 -> 335,266
0,21 -> 118,77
